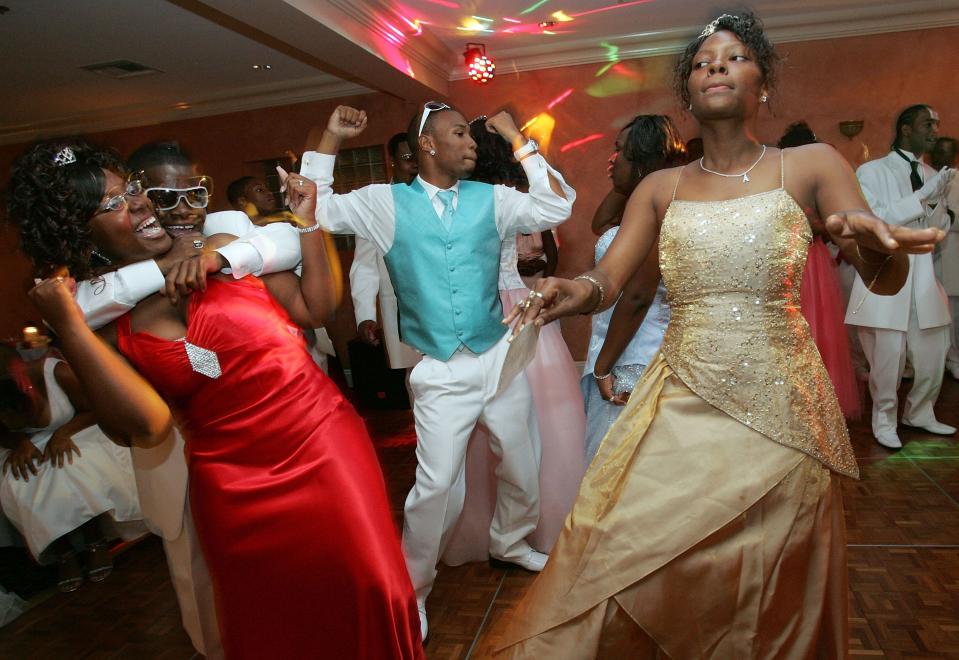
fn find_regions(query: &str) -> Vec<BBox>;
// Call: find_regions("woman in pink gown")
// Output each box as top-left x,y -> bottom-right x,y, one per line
11,139 -> 423,659
780,122 -> 861,418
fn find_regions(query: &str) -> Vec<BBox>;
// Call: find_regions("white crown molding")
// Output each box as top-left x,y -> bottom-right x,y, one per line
448,1 -> 959,80
0,78 -> 372,146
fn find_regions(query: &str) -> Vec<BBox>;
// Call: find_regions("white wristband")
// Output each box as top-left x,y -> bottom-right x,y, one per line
513,139 -> 538,160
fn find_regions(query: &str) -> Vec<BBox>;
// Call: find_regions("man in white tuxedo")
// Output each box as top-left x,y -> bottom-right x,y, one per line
846,105 -> 956,449
350,133 -> 421,373
74,142 -> 301,659
931,136 -> 959,378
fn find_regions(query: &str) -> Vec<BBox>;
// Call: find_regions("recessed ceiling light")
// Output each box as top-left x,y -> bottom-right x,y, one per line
174,102 -> 191,110
252,64 -> 272,70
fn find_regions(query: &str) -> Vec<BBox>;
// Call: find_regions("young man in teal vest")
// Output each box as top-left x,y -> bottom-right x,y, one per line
301,104 -> 575,641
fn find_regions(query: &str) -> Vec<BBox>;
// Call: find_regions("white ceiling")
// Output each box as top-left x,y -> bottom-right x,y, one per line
1,0 -> 957,144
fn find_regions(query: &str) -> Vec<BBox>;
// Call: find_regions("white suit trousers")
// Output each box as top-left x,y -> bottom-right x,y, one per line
947,297 -> 959,374
858,312 -> 949,437
162,496 -> 223,660
402,333 -> 541,606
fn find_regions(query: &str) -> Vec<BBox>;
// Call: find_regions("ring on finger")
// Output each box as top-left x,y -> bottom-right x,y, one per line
193,240 -> 205,249
530,290 -> 545,299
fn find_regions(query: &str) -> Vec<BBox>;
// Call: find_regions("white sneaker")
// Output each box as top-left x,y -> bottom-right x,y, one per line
418,605 -> 428,643
874,430 -> 903,449
903,419 -> 957,436
490,549 -> 549,572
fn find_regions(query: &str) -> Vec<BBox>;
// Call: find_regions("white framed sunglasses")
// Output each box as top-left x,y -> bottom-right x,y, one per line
145,175 -> 214,211
417,101 -> 451,137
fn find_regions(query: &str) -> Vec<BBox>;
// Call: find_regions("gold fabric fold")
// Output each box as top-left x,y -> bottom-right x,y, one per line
492,353 -> 847,659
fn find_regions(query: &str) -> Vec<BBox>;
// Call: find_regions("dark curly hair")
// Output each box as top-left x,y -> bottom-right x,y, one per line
467,118 -> 528,188
7,139 -> 125,279
778,121 -> 817,148
621,115 -> 688,182
673,11 -> 779,108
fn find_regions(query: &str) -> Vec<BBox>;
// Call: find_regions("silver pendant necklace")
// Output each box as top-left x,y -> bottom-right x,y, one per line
699,144 -> 767,183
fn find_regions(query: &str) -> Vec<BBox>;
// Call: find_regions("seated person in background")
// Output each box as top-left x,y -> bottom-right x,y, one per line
0,347 -> 143,592
226,176 -> 277,224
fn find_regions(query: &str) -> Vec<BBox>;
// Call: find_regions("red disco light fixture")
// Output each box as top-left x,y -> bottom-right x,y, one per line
464,43 -> 495,84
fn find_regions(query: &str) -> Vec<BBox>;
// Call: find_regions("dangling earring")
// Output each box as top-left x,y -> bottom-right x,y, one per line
760,95 -> 768,103
91,250 -> 112,266
687,104 -> 692,111
429,150 -> 436,156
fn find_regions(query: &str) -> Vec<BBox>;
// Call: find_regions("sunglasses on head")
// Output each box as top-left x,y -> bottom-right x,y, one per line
417,101 -> 451,137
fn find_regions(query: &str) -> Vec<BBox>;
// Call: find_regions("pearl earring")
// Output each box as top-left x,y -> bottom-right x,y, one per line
429,150 -> 436,156
761,95 -> 768,103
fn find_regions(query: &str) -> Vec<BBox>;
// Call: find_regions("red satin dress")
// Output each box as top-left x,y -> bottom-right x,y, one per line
116,276 -> 422,659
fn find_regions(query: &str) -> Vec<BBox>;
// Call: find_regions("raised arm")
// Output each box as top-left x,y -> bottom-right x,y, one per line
299,107 -> 394,252
800,144 -> 944,296
29,277 -> 173,449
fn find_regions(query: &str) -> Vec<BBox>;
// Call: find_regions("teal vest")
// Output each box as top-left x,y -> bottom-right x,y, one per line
384,179 -> 506,361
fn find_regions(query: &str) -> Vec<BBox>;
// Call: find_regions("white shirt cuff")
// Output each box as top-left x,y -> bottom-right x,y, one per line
215,242 -> 263,278
117,260 -> 166,306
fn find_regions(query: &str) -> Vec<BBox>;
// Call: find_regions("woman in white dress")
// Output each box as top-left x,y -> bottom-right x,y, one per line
0,348 -> 143,591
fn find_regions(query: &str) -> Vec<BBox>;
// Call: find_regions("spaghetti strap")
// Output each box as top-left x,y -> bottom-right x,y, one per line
671,166 -> 685,201
780,148 -> 785,189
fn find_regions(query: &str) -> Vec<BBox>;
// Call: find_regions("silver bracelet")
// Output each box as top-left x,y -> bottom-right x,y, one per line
593,370 -> 612,381
297,222 -> 322,234
573,274 -> 606,314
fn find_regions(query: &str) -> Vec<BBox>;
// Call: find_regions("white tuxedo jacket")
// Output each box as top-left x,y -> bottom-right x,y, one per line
350,236 -> 421,370
845,152 -> 951,331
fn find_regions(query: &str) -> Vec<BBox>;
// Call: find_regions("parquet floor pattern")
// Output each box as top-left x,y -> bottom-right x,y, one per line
0,379 -> 956,659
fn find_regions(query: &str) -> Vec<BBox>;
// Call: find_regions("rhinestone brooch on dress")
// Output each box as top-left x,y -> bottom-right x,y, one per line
184,341 -> 222,379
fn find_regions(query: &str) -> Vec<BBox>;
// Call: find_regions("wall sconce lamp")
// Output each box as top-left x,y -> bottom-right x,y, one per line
838,120 -> 864,139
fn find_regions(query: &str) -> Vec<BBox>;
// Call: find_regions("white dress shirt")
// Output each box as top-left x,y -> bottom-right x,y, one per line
76,211 -> 301,329
300,151 -> 576,253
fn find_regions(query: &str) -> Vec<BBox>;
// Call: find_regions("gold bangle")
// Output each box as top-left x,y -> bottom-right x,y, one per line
574,274 -> 606,314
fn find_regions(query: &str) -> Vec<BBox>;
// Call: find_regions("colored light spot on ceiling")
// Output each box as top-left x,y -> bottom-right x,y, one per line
424,0 -> 459,8
519,0 -> 551,16
586,61 -> 647,97
551,10 -> 573,22
571,0 -> 655,18
560,133 -> 604,153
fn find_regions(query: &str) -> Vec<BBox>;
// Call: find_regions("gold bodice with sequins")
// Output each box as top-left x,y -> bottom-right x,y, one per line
659,188 -> 858,478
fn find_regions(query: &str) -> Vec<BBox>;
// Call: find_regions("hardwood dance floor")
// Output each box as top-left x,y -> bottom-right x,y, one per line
1,377 -> 957,659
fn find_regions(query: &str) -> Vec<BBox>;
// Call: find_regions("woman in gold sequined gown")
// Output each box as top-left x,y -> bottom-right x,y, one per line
492,12 -> 944,660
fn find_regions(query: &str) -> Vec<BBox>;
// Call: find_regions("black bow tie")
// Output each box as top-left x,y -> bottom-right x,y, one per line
894,149 -> 923,192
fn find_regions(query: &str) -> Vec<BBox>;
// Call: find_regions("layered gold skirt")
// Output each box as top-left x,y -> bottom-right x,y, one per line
492,353 -> 848,659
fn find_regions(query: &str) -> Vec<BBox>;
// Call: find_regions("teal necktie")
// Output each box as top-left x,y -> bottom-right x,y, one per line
436,189 -> 455,231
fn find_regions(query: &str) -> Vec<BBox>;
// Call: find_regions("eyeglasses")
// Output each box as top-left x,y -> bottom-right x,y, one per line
94,174 -> 145,216
417,101 -> 451,137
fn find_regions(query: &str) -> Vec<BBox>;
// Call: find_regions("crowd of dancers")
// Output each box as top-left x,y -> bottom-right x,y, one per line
2,10 -> 956,659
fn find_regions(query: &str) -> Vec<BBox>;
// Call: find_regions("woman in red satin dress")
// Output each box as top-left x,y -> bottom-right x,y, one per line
11,137 -> 423,659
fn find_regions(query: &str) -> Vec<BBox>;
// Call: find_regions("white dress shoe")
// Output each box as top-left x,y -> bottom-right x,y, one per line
418,605 -> 428,643
874,430 -> 903,449
902,419 -> 957,436
489,549 -> 549,572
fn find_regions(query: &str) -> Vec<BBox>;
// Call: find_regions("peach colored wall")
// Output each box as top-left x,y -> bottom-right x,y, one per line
2,26 -> 958,357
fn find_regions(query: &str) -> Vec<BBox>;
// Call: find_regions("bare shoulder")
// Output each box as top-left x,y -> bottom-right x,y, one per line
786,143 -> 846,170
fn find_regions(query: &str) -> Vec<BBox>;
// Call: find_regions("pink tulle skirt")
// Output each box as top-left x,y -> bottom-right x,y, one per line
801,237 -> 861,420
442,288 -> 587,564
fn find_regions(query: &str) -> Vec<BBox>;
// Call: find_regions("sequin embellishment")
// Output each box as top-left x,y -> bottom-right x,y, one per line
184,341 -> 222,379
658,189 -> 858,478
